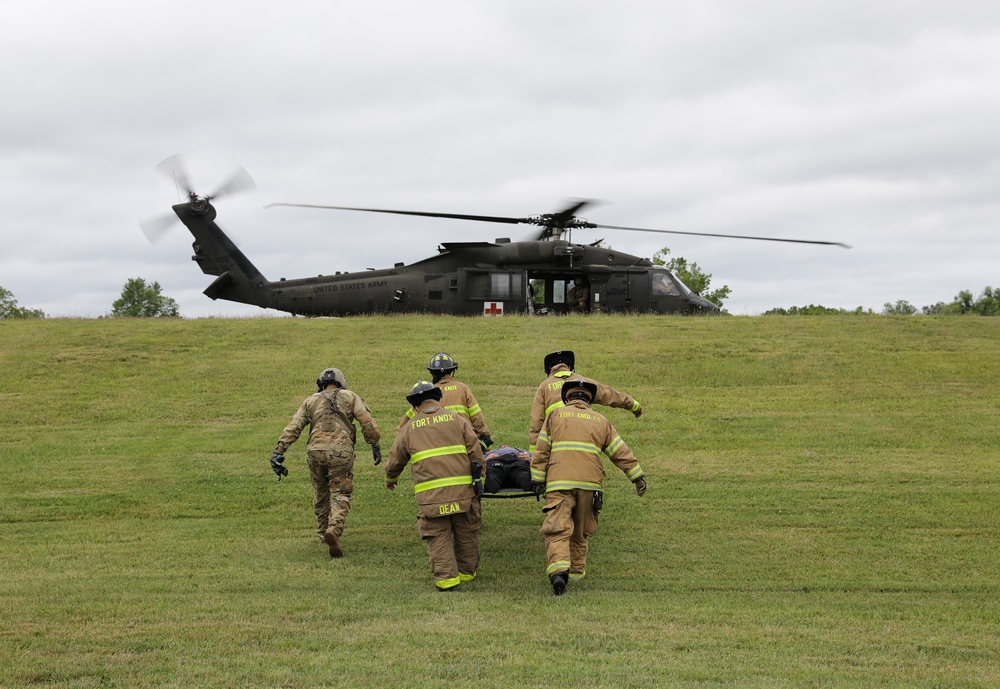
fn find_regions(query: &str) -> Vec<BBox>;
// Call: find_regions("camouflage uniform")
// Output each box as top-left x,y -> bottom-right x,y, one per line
276,388 -> 380,540
531,398 -> 645,582
528,363 -> 641,452
386,398 -> 484,590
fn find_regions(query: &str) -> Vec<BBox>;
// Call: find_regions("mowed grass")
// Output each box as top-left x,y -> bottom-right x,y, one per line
0,314 -> 998,688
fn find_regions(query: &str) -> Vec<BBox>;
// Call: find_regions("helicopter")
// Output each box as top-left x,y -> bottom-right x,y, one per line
141,156 -> 850,317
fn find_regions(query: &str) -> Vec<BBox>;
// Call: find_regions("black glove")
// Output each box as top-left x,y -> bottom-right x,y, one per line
480,434 -> 493,449
270,451 -> 288,479
372,444 -> 383,466
634,477 -> 647,497
532,481 -> 545,497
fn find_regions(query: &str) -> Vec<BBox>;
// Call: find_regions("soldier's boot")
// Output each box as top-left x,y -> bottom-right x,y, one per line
323,530 -> 343,558
550,571 -> 568,596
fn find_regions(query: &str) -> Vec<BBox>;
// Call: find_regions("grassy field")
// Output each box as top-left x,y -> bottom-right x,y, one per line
1,314 -> 998,688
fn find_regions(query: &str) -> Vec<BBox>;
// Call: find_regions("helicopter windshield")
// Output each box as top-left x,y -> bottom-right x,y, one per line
652,269 -> 689,297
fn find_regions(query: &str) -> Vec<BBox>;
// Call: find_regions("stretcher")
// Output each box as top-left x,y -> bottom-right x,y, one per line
479,445 -> 535,499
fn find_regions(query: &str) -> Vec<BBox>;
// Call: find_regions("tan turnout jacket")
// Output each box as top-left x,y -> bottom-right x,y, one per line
528,364 -> 640,451
387,399 -> 485,515
530,399 -> 645,492
399,374 -> 491,439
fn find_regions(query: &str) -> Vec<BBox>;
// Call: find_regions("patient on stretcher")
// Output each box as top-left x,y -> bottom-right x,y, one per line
484,445 -> 533,493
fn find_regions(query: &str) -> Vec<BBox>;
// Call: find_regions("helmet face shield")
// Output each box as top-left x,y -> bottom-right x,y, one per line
561,378 -> 596,404
544,350 -> 575,375
317,368 -> 348,391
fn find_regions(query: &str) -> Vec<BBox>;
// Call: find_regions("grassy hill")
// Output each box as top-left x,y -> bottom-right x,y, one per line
1,315 -> 998,688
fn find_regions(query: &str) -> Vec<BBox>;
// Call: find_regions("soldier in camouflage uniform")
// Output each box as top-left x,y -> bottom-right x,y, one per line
270,368 -> 381,558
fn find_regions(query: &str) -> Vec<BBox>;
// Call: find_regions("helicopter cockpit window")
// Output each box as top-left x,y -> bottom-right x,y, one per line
652,271 -> 681,296
489,272 -> 523,301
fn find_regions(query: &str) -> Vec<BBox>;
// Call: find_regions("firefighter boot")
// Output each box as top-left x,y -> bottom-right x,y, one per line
550,571 -> 569,596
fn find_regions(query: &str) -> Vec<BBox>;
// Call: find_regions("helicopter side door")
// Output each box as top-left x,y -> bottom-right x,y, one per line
457,268 -> 527,315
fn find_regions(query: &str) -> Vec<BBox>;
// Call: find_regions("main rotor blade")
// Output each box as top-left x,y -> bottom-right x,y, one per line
154,154 -> 194,197
593,223 -> 852,248
210,166 -> 256,200
265,203 -> 528,225
139,212 -> 179,244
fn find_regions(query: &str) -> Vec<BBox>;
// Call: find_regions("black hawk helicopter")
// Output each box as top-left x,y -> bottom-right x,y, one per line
141,156 -> 849,317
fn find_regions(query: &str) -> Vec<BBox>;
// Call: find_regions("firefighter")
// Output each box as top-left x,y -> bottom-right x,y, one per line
399,353 -> 493,449
530,378 -> 648,595
527,350 -> 642,452
270,368 -> 381,558
386,381 -> 485,591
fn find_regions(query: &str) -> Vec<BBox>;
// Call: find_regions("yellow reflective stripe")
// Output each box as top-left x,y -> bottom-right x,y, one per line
546,480 -> 601,492
631,400 -> 640,412
538,431 -> 551,445
530,468 -> 546,481
551,441 -> 601,455
406,408 -> 416,419
528,444 -> 536,453
569,571 -> 586,581
411,445 -> 467,464
547,561 -> 571,575
554,371 -> 572,378
467,403 -> 482,416
436,575 -> 461,590
458,572 -> 476,582
444,404 -> 471,417
386,475 -> 399,484
606,436 -> 624,455
628,466 -> 645,481
545,400 -> 565,416
413,475 -> 473,494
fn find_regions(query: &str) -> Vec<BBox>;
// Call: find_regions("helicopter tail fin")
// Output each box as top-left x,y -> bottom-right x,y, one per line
173,200 -> 273,308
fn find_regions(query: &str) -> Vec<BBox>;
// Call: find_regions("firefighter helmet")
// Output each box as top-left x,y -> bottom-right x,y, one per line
406,380 -> 442,407
561,378 -> 597,404
316,368 -> 348,391
427,352 -> 458,374
544,350 -> 575,375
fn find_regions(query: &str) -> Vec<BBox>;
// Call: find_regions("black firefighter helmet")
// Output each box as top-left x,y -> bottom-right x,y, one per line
427,352 -> 458,374
317,367 -> 348,392
406,380 -> 443,407
544,350 -> 575,375
561,378 -> 597,405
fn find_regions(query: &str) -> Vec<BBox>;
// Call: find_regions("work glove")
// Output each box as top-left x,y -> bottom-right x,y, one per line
531,481 -> 546,498
633,477 -> 647,497
480,434 -> 493,449
372,444 -> 383,466
633,406 -> 644,419
270,451 -> 288,479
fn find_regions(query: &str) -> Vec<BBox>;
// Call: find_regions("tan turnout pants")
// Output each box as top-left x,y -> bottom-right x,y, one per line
540,488 -> 598,579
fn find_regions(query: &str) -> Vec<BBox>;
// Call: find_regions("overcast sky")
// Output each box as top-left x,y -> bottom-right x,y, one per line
2,0 -> 998,317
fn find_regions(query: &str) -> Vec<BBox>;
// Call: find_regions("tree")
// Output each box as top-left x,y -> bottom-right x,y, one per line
0,285 -> 45,319
651,247 -> 731,307
110,278 -> 180,318
882,300 -> 917,315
